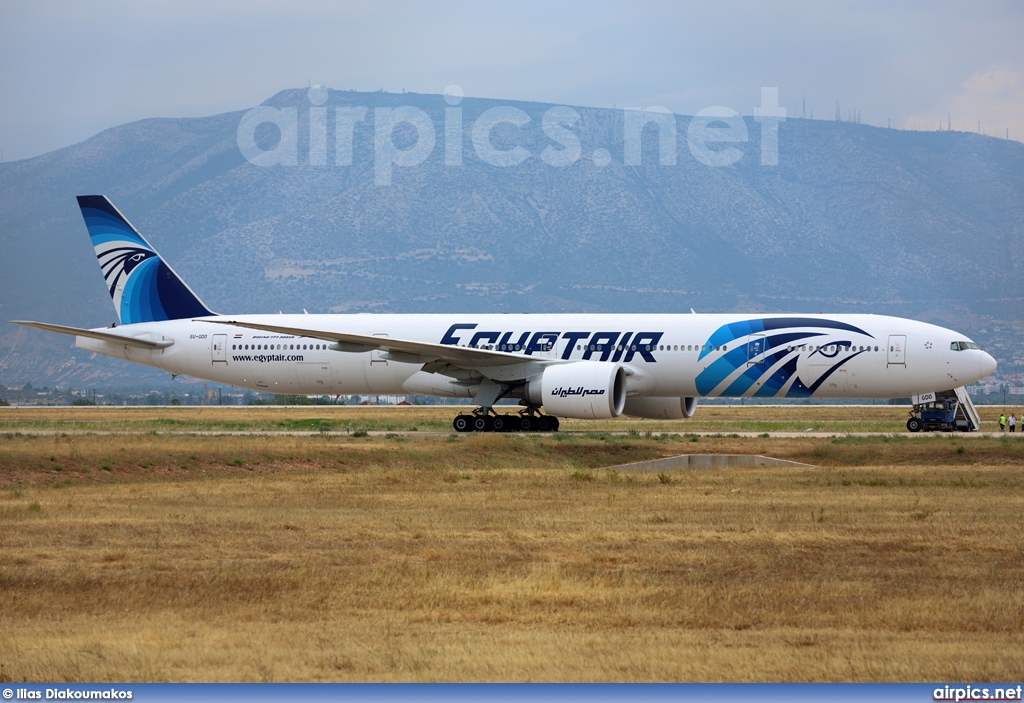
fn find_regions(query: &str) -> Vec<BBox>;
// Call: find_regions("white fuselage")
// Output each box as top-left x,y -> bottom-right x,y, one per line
74,312 -> 996,400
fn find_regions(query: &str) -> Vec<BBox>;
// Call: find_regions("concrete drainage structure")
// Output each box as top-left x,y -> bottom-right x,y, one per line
607,454 -> 814,472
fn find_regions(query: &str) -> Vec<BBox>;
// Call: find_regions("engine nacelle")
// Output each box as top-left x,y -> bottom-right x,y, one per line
525,361 -> 626,419
622,396 -> 699,420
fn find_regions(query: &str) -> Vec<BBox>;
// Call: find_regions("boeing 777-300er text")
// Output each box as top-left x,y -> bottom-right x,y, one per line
11,196 -> 998,432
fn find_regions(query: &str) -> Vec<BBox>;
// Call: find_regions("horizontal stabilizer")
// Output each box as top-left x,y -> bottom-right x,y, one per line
9,321 -> 174,349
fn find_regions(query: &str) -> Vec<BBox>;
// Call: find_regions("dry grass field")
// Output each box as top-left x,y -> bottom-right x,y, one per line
1,402 -> 1015,433
1,406 -> 1023,682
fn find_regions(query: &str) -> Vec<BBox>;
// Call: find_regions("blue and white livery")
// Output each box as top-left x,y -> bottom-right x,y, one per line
11,196 -> 997,432
78,196 -> 213,325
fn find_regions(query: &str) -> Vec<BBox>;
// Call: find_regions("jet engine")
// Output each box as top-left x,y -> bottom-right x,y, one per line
525,361 -> 626,419
622,396 -> 698,420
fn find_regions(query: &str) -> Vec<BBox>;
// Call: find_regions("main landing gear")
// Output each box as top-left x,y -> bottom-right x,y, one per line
452,406 -> 560,433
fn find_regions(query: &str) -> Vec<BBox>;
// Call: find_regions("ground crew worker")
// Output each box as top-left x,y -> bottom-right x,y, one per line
1010,414 -> 1017,433
999,414 -> 1007,432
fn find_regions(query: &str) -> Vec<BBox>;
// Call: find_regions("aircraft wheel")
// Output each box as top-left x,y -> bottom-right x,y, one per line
453,415 -> 471,433
519,416 -> 532,432
906,417 -> 922,433
537,416 -> 552,432
550,417 -> 560,432
473,415 -> 491,432
491,415 -> 507,432
507,416 -> 524,432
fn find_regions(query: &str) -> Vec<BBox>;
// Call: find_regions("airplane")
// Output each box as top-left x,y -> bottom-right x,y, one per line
11,195 -> 997,433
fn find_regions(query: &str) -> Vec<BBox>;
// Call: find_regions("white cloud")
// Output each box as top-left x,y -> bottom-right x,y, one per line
904,65 -> 1024,140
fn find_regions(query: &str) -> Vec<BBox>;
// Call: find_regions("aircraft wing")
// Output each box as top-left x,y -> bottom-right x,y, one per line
10,320 -> 174,349
197,319 -> 548,369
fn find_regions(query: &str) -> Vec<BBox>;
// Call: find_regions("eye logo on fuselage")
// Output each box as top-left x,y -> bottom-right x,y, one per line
695,318 -> 877,398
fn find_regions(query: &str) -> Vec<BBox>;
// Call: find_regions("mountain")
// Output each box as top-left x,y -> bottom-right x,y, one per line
1,88 -> 1022,388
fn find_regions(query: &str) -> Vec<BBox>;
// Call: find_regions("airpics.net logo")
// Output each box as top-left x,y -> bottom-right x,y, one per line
236,85 -> 786,186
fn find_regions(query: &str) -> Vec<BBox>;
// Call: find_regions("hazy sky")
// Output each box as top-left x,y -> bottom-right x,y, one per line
1,0 -> 1022,161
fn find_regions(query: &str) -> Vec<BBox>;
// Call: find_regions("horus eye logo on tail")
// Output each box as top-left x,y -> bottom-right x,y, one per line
97,246 -> 156,299
77,195 -> 214,325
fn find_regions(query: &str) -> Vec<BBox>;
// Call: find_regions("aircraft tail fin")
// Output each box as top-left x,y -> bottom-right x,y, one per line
76,195 -> 215,325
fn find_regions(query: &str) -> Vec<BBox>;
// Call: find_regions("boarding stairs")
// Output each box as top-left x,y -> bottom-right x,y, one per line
936,387 -> 982,431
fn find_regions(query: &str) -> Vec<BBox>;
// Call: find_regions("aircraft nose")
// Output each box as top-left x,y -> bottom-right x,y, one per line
979,351 -> 997,379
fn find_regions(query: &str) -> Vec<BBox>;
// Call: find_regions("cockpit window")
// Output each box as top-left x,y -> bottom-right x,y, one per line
951,341 -> 981,351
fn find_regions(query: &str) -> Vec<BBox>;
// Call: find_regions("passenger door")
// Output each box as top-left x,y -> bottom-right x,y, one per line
370,333 -> 388,365
887,335 -> 906,366
747,334 -> 766,366
212,334 -> 227,364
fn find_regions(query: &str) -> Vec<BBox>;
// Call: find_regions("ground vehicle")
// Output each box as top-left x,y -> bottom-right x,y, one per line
907,398 -> 972,432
